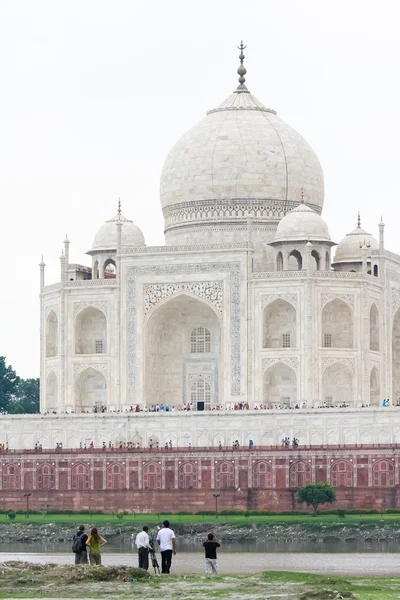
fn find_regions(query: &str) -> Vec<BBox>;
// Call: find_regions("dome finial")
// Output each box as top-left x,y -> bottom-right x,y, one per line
236,41 -> 249,93
357,211 -> 361,228
118,197 -> 121,220
301,188 -> 305,204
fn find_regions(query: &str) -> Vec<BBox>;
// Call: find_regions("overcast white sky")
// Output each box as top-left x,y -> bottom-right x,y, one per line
1,0 -> 399,378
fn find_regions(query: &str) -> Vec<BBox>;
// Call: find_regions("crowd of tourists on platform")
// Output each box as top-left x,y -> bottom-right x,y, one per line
73,519 -> 220,575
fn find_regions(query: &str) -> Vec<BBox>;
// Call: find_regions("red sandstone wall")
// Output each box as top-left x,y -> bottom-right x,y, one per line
0,446 -> 399,512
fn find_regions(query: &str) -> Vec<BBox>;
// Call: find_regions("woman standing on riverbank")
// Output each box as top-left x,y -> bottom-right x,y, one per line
86,527 -> 107,565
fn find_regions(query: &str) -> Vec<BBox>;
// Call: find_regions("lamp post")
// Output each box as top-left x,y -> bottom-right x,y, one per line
213,493 -> 220,519
24,493 -> 31,518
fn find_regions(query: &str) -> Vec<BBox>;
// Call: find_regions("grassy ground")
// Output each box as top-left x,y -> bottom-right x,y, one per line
2,512 -> 400,526
0,563 -> 399,599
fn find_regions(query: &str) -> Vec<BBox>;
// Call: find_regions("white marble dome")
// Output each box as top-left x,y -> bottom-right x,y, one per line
274,202 -> 331,243
334,221 -> 378,264
160,82 -> 324,245
92,213 -> 145,251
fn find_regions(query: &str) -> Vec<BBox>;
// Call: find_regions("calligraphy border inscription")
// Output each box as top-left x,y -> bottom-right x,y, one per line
127,263 -> 241,396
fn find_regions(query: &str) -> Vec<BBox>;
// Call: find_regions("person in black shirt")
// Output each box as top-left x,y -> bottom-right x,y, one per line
74,525 -> 88,565
202,533 -> 220,574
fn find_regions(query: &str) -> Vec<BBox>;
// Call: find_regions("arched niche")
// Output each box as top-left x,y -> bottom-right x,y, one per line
373,264 -> 379,277
370,366 -> 380,406
393,308 -> 400,402
322,299 -> 353,348
46,371 -> 58,411
325,251 -> 331,271
104,258 -> 116,279
263,299 -> 296,349
288,249 -> 302,271
75,367 -> 107,412
263,362 -> 297,408
322,362 -> 354,406
276,251 -> 283,272
75,306 -> 107,355
370,303 -> 379,351
331,460 -> 353,487
311,249 -> 320,271
46,310 -> 58,357
145,294 -> 220,408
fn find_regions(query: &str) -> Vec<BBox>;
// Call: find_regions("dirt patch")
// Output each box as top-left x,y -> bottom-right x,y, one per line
300,591 -> 356,599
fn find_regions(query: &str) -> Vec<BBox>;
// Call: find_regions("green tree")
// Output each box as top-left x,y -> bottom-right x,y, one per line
297,482 -> 336,515
0,356 -> 19,412
10,378 -> 40,414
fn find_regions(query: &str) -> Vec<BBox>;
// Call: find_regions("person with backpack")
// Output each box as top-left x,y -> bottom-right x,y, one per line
72,525 -> 88,565
86,527 -> 108,565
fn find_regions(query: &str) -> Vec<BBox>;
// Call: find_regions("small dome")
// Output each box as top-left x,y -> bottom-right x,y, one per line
92,214 -> 145,251
274,203 -> 331,243
334,219 -> 378,264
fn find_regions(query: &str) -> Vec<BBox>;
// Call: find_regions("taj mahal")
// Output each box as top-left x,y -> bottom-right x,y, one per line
4,44 -> 400,455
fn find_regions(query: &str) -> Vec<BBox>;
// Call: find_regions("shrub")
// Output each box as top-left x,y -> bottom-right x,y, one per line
7,511 -> 16,520
336,509 -> 346,518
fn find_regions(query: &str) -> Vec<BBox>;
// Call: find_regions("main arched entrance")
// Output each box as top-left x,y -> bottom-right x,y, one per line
145,294 -> 221,409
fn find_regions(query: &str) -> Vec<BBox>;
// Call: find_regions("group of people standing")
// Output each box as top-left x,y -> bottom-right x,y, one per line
73,520 -> 220,575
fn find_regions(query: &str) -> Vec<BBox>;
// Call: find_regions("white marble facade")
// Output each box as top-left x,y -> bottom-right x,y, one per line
38,53 -> 400,434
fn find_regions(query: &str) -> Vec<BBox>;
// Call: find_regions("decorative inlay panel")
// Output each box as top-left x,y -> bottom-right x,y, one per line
321,357 -> 355,374
74,301 -> 108,318
127,263 -> 241,396
261,293 -> 297,310
320,293 -> 355,310
73,363 -> 108,377
144,282 -> 223,315
391,288 -> 400,317
262,357 -> 299,372
189,373 -> 212,384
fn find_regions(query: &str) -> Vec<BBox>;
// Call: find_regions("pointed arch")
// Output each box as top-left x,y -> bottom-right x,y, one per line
75,367 -> 107,412
142,462 -> 162,489
322,299 -> 353,348
2,464 -> 21,490
37,463 -> 55,490
370,366 -> 380,406
178,462 -> 198,488
263,362 -> 297,408
104,258 -> 116,279
276,251 -> 283,272
311,249 -> 320,271
106,462 -> 125,489
252,461 -> 272,488
215,461 -> 235,488
290,461 -> 312,488
331,460 -> 353,487
46,310 -> 58,357
46,371 -> 58,411
288,249 -> 302,271
75,306 -> 107,354
322,362 -> 354,406
71,463 -> 90,490
370,303 -> 379,351
263,299 -> 296,349
372,459 -> 394,487
145,294 -> 220,409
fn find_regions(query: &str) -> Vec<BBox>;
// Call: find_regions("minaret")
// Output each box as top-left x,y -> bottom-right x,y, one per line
361,243 -> 368,274
379,216 -> 385,250
39,255 -> 45,290
115,198 -> 123,410
64,234 -> 70,267
59,249 -> 66,286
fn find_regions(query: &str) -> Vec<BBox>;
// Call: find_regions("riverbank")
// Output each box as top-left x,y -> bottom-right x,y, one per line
0,561 -> 398,599
2,518 -> 400,546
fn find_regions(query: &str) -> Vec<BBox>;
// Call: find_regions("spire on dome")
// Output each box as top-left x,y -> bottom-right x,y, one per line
235,41 -> 249,93
357,212 -> 361,228
118,198 -> 121,220
301,189 -> 305,204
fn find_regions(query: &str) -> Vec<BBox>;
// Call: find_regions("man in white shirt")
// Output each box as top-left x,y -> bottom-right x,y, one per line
156,520 -> 176,573
135,526 -> 151,570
